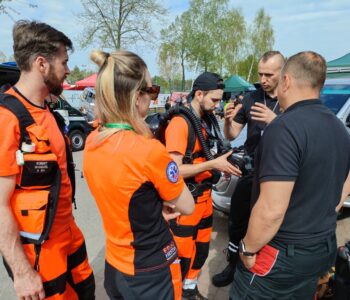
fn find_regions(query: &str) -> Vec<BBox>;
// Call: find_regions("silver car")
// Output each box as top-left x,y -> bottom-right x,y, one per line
320,77 -> 350,207
212,78 -> 350,213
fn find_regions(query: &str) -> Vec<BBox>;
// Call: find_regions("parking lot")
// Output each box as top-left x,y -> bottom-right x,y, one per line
0,151 -> 349,299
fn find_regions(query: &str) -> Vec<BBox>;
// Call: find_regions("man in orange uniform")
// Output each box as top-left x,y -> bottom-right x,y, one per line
165,72 -> 241,300
0,20 -> 95,299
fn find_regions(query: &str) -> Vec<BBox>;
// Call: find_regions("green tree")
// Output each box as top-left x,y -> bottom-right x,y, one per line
159,12 -> 191,91
163,0 -> 246,77
66,66 -> 94,84
213,8 -> 246,76
246,8 -> 274,82
77,0 -> 166,50
152,75 -> 169,94
158,44 -> 181,92
185,0 -> 229,73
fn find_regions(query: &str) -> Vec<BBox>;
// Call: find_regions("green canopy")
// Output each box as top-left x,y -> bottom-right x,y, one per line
224,75 -> 254,94
327,53 -> 350,78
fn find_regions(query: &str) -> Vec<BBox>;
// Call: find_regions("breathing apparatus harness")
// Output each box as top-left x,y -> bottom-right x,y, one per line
147,104 -> 249,200
0,92 -> 76,271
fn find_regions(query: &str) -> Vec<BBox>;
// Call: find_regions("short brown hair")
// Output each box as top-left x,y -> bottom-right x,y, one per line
13,20 -> 73,71
282,51 -> 326,90
259,50 -> 285,64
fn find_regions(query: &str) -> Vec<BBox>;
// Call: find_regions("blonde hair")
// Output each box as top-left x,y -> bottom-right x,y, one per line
90,50 -> 152,142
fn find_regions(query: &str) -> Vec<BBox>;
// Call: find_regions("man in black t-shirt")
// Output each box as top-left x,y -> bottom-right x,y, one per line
230,51 -> 350,300
212,51 -> 285,287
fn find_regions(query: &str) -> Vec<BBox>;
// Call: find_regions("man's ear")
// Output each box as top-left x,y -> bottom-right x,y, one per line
282,74 -> 290,93
195,90 -> 203,100
33,55 -> 48,74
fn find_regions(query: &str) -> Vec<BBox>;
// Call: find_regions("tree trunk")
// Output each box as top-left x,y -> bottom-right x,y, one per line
116,0 -> 123,49
247,56 -> 255,82
181,50 -> 185,91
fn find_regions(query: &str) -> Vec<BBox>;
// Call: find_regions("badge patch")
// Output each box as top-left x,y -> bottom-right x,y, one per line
163,241 -> 177,261
166,161 -> 179,183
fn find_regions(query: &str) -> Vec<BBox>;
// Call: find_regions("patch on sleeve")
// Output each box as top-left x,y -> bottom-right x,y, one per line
166,161 -> 179,183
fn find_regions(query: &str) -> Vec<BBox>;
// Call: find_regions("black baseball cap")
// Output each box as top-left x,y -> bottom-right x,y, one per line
188,72 -> 225,100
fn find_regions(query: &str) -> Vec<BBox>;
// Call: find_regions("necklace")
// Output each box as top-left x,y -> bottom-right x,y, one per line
263,92 -> 278,112
104,123 -> 133,130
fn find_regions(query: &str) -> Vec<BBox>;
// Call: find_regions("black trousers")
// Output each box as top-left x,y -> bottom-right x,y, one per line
227,174 -> 253,263
104,261 -> 178,300
230,235 -> 337,300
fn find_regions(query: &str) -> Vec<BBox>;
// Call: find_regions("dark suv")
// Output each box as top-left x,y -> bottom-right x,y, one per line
0,62 -> 93,151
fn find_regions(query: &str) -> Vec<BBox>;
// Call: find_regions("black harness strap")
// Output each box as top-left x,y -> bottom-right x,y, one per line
50,108 -> 76,208
0,94 -> 35,146
182,114 -> 199,164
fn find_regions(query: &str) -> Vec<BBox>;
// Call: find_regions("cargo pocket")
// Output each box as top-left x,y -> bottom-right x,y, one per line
250,244 -> 279,276
11,189 -> 50,242
17,153 -> 59,189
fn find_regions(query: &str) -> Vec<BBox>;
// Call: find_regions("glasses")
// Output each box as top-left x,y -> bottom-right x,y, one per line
140,85 -> 160,100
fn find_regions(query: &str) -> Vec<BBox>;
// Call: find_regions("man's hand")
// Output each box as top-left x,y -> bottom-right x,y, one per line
224,102 -> 243,124
14,268 -> 45,300
162,202 -> 181,221
250,102 -> 277,124
239,253 -> 256,270
212,151 -> 242,177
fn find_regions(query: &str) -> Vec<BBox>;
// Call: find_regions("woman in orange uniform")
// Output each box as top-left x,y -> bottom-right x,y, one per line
83,50 -> 194,300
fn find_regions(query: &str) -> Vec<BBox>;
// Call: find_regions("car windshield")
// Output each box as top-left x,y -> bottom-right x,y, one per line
320,84 -> 350,114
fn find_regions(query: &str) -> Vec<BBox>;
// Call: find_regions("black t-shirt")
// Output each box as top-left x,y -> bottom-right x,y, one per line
234,89 -> 280,156
252,99 -> 350,244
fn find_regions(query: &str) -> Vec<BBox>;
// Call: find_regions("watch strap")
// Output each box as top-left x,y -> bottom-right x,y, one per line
239,239 -> 257,256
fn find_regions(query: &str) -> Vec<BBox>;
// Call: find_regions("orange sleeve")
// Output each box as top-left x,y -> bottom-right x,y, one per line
145,140 -> 184,201
165,116 -> 189,156
0,107 -> 21,176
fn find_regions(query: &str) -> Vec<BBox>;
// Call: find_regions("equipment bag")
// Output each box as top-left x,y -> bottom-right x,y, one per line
0,93 -> 63,245
333,241 -> 350,300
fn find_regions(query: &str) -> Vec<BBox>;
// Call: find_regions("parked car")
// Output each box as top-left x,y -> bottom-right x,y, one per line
0,62 -> 93,151
212,78 -> 350,214
48,94 -> 93,151
320,77 -> 350,208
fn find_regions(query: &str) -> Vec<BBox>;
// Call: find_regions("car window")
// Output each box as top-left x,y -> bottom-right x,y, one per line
320,84 -> 350,114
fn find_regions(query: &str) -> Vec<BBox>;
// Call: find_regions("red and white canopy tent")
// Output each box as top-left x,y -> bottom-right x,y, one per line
62,80 -> 79,90
74,73 -> 97,89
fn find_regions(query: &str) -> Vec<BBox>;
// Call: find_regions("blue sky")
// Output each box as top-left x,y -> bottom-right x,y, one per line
1,0 -> 350,79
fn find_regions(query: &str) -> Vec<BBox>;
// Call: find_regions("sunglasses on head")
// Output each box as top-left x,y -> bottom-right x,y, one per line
140,85 -> 160,100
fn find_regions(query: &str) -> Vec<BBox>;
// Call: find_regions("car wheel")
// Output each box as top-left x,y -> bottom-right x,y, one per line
69,129 -> 86,152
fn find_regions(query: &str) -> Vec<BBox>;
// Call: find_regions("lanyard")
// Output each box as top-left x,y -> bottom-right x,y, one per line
104,123 -> 134,130
263,92 -> 278,112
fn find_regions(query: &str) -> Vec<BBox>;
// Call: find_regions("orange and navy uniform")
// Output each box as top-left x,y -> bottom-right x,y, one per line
0,88 -> 95,299
83,129 -> 185,300
165,116 -> 213,281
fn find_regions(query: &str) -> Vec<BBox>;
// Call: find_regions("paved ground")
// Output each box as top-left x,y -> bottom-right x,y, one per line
0,151 -> 349,299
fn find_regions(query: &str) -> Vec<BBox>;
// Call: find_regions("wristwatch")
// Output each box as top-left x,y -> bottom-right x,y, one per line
238,239 -> 257,257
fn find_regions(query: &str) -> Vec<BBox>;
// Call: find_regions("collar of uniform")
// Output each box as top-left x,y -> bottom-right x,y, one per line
255,88 -> 277,103
284,99 -> 321,113
12,86 -> 47,110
